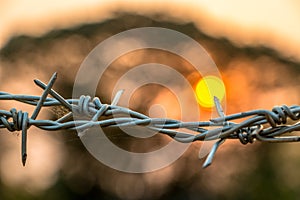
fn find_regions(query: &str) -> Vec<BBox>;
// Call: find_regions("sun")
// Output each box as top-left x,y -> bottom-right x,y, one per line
195,76 -> 226,108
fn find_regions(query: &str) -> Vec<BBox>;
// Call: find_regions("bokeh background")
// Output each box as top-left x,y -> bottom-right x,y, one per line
1,1 -> 300,199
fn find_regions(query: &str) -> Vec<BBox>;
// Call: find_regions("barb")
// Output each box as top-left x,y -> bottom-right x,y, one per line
1,73 -> 300,168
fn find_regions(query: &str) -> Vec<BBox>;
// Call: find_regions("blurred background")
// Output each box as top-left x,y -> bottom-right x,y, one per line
0,0 -> 300,199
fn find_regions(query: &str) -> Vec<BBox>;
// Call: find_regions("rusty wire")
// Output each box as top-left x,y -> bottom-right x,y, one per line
0,72 -> 300,168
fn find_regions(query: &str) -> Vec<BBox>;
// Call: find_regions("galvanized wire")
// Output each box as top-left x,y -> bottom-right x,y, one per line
1,72 -> 300,168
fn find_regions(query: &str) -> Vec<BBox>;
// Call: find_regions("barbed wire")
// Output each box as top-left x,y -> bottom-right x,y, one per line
1,72 -> 300,168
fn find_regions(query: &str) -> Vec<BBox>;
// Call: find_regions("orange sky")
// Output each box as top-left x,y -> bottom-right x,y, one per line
1,0 -> 300,60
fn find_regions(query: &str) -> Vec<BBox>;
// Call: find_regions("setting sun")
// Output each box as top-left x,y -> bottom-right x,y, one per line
195,76 -> 226,108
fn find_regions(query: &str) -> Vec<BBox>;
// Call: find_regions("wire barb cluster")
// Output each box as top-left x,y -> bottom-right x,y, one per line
0,73 -> 300,168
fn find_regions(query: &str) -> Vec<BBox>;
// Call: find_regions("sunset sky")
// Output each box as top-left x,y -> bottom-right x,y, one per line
1,0 -> 300,60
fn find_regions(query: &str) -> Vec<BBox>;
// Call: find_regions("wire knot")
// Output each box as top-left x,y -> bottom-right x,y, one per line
264,105 -> 300,127
0,108 -> 29,132
11,109 -> 29,131
237,128 -> 255,145
74,95 -> 95,117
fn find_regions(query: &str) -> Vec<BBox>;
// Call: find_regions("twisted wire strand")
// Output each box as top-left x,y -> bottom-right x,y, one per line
1,73 -> 300,168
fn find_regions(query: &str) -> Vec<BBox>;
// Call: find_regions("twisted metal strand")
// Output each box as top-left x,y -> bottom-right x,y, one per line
0,73 -> 300,168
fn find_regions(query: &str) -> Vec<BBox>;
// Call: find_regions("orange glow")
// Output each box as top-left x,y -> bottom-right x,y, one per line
195,76 -> 226,108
